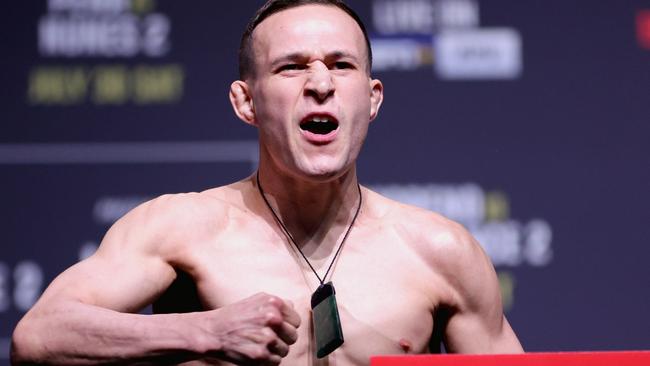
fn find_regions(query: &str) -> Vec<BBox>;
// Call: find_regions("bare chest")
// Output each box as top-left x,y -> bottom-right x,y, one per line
173,223 -> 442,365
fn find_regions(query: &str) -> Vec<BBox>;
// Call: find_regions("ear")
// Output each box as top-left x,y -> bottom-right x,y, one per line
229,80 -> 256,126
368,78 -> 384,122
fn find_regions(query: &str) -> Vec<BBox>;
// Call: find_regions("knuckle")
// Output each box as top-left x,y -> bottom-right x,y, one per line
261,327 -> 276,342
266,294 -> 282,306
251,346 -> 270,360
264,310 -> 282,325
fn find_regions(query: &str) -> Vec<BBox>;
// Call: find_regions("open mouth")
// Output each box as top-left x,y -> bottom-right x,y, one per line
299,116 -> 339,135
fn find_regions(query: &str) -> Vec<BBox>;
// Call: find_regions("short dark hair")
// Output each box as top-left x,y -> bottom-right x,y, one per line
238,0 -> 373,80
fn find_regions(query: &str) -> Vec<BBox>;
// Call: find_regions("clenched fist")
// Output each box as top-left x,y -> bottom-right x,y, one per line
194,293 -> 301,365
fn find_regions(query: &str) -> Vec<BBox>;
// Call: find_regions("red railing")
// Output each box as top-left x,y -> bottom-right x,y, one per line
370,351 -> 650,366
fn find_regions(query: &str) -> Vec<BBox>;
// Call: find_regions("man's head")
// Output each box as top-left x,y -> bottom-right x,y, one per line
239,0 -> 373,80
230,1 -> 383,181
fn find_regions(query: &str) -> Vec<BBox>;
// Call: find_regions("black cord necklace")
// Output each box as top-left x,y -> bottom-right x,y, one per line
255,170 -> 362,358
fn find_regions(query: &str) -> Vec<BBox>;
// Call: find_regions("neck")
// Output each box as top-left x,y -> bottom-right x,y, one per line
255,165 -> 361,253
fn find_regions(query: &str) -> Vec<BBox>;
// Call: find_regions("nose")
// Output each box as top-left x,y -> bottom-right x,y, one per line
304,62 -> 334,102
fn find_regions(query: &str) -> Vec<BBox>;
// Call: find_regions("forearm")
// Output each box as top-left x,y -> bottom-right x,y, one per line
11,301 -> 204,365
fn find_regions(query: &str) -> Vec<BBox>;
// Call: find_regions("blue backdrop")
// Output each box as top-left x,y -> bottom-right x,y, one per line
1,0 -> 649,362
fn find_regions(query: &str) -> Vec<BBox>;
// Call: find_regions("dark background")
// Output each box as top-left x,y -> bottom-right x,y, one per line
1,0 -> 649,362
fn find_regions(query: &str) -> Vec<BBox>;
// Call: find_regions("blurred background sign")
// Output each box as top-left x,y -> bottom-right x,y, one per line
1,0 -> 649,362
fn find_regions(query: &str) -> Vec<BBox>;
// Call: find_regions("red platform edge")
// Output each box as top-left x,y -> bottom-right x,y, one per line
370,351 -> 650,366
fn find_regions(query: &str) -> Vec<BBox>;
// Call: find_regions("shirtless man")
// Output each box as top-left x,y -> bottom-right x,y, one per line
11,0 -> 523,364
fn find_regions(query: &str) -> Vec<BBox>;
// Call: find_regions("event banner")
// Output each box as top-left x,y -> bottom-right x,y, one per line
1,0 -> 649,362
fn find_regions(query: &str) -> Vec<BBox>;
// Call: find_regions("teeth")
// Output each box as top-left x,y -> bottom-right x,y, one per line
312,117 -> 329,123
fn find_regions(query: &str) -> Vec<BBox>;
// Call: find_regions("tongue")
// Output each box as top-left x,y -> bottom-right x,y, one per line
301,121 -> 337,135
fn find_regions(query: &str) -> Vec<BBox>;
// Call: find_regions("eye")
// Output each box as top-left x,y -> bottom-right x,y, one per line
332,61 -> 353,70
278,63 -> 305,72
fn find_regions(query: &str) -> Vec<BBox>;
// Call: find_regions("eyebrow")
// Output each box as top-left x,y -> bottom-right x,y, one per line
270,51 -> 360,68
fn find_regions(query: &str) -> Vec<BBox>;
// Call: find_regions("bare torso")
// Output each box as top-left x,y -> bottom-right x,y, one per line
155,179 -> 455,365
12,176 -> 521,366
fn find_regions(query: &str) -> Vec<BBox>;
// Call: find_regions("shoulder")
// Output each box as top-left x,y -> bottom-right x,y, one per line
115,191 -> 225,234
122,178 -> 256,230
362,185 -> 474,254
362,186 -> 498,307
100,183 -> 246,258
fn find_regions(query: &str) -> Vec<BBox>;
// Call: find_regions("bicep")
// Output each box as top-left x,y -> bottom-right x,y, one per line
37,250 -> 175,313
442,235 -> 523,353
444,307 -> 523,353
33,214 -> 177,314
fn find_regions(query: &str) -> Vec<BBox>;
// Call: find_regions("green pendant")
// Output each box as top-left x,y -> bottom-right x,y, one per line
311,282 -> 344,358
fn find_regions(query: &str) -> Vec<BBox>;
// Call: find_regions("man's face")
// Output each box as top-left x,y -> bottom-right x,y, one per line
240,4 -> 383,181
